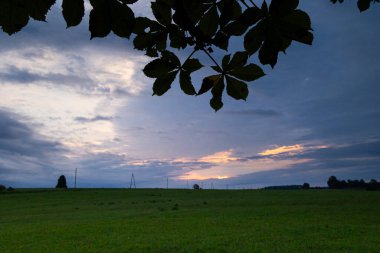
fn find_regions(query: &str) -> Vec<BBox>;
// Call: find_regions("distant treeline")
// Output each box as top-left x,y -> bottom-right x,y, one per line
328,176 -> 380,190
264,185 -> 304,190
263,183 -> 318,190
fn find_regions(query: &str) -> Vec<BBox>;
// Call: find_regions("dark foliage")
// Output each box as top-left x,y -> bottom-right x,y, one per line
0,184 -> 6,191
302,182 -> 310,189
56,175 -> 68,189
193,183 -> 200,190
7,187 -> 14,191
0,0 -> 377,111
327,176 -> 380,190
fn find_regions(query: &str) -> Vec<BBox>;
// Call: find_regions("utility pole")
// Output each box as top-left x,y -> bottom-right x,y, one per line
211,182 -> 214,190
166,177 -> 169,189
187,180 -> 189,189
130,173 -> 136,189
74,168 -> 77,189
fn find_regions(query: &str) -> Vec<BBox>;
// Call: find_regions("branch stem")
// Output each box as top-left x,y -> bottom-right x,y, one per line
240,0 -> 249,8
202,48 -> 222,70
248,0 -> 259,9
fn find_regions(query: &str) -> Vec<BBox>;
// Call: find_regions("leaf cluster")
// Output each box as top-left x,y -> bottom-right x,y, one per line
0,0 -> 377,111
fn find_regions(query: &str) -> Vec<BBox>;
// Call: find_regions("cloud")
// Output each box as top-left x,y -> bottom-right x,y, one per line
259,144 -> 304,156
0,109 -> 62,157
198,150 -> 238,164
0,109 -> 70,187
74,115 -> 114,123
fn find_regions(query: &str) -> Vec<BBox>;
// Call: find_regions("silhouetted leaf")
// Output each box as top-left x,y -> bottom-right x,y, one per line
143,58 -> 177,78
89,0 -> 135,39
226,76 -> 248,100
179,71 -> 197,95
227,51 -> 248,70
169,26 -> 187,49
212,31 -> 229,50
151,1 -> 171,26
28,0 -> 56,22
89,1 -> 111,38
182,59 -> 203,73
282,10 -> 311,30
223,21 -> 248,36
182,1 -> 204,24
210,76 -> 225,111
110,0 -> 135,38
222,54 -> 231,69
228,64 -> 265,81
239,7 -> 262,26
62,0 -> 84,28
261,0 -> 269,15
269,0 -> 299,17
279,10 -> 313,45
200,5 -> 219,36
211,65 -> 222,73
153,70 -> 178,96
258,31 -> 282,68
133,17 -> 154,34
161,50 -> 181,67
210,96 -> 223,111
280,38 -> 292,53
198,74 -> 221,96
244,21 -> 266,55
218,0 -> 242,27
134,33 -> 154,50
358,0 -> 371,12
0,1 -> 29,35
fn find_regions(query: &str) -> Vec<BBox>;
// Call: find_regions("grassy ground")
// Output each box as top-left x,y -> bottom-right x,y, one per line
0,188 -> 379,253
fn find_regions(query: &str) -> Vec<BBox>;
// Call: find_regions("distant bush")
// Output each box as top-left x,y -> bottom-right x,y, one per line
193,184 -> 200,190
0,184 -> 6,191
302,183 -> 310,189
7,187 -> 14,192
56,175 -> 68,189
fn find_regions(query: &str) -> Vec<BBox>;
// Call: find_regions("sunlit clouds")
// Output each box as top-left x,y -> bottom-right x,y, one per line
0,46 -> 148,153
198,150 -> 238,164
176,149 -> 313,181
259,144 -> 304,156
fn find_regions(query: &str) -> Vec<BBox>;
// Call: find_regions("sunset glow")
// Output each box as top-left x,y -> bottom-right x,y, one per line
259,145 -> 304,156
198,150 -> 238,164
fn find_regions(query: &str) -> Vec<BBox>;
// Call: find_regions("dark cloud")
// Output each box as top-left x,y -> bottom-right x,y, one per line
0,109 -> 62,157
0,109 -> 68,187
74,115 -> 114,123
0,65 -> 90,85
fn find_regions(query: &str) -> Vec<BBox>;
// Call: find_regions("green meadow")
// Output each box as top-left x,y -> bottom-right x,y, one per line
0,189 -> 379,253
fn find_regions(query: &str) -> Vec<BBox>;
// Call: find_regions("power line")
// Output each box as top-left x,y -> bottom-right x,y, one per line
130,173 -> 136,189
74,168 -> 77,189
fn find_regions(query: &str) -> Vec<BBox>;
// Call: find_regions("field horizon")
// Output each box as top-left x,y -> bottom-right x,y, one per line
1,188 -> 379,252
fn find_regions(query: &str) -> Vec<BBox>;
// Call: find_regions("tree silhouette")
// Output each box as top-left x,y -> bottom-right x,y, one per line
193,183 -> 200,190
0,0 -> 378,111
56,175 -> 68,188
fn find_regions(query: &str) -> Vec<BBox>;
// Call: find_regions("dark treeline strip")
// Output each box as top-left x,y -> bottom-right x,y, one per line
328,176 -> 380,191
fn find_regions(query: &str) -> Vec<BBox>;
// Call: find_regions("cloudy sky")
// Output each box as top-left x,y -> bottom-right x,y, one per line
0,1 -> 379,189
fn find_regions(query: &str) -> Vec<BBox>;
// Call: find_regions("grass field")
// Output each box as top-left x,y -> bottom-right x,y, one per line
0,189 -> 379,253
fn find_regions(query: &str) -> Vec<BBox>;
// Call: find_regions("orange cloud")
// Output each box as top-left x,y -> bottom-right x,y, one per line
259,145 -> 304,156
198,150 -> 238,164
